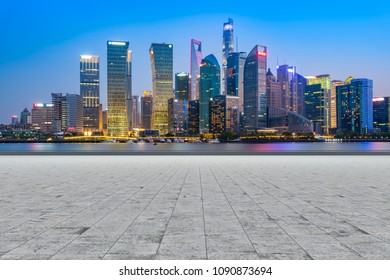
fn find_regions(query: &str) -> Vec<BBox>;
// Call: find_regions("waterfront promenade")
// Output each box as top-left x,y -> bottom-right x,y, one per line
1,156 -> 390,259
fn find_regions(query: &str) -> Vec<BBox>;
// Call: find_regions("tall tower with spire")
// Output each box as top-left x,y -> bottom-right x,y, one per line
222,18 -> 234,96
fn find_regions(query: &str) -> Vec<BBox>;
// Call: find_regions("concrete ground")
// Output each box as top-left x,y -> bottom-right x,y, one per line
0,156 -> 390,260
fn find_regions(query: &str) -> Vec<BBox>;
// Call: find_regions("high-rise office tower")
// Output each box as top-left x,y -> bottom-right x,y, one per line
11,115 -> 19,126
297,74 -> 307,116
266,68 -> 282,109
277,65 -> 299,113
20,108 -> 32,126
168,98 -> 188,135
243,45 -> 267,132
175,72 -> 190,100
336,78 -> 373,134
199,54 -> 220,134
51,93 -> 67,133
305,75 -> 331,134
209,95 -> 240,134
149,43 -> 174,135
222,18 -> 234,95
331,80 -> 344,130
126,50 -> 132,131
107,40 -> 130,136
190,39 -> 202,100
80,55 -> 100,133
188,100 -> 200,135
373,97 -> 390,132
131,95 -> 140,128
31,103 -> 53,133
226,52 -> 247,113
141,91 -> 153,130
65,94 -> 84,133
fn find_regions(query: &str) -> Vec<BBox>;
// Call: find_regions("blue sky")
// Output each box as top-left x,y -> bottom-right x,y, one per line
0,0 -> 389,124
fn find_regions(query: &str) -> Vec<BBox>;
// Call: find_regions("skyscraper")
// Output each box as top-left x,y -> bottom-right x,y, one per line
243,45 -> 267,132
305,75 -> 331,134
107,40 -> 130,136
199,54 -> 220,134
126,50 -> 133,131
209,95 -> 239,134
65,94 -> 84,133
51,93 -> 67,133
131,95 -> 140,128
190,39 -> 202,100
222,18 -> 234,95
226,52 -> 247,113
175,72 -> 190,100
336,78 -> 373,134
266,68 -> 282,109
141,91 -> 153,130
373,97 -> 390,132
331,80 -> 344,130
20,108 -> 31,126
168,98 -> 188,135
31,103 -> 53,133
277,65 -> 298,113
80,55 -> 100,133
297,74 -> 307,116
188,100 -> 200,135
149,43 -> 174,135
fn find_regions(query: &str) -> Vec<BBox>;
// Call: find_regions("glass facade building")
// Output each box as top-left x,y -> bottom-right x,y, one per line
107,40 -> 130,136
80,55 -> 100,133
243,45 -> 267,132
226,52 -> 246,113
373,97 -> 390,132
209,95 -> 239,134
190,39 -> 202,100
266,68 -> 282,110
31,103 -> 53,133
277,64 -> 299,113
188,100 -> 200,135
141,91 -> 153,130
336,78 -> 373,134
175,72 -> 190,100
199,54 -> 220,134
65,94 -> 84,133
126,50 -> 133,131
168,98 -> 188,135
222,18 -> 234,95
304,84 -> 325,134
149,43 -> 174,135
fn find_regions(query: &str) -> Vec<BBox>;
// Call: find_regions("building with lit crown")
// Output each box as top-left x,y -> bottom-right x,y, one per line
243,45 -> 267,132
80,55 -> 101,133
31,103 -> 53,133
107,40 -> 130,136
222,18 -> 234,95
175,72 -> 190,100
149,43 -> 174,135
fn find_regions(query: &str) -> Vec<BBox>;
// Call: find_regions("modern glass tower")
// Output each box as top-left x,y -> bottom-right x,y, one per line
243,45 -> 267,132
277,64 -> 298,113
336,78 -> 373,134
175,72 -> 190,100
226,52 -> 246,113
107,40 -> 130,137
266,68 -> 282,110
80,55 -> 100,133
126,50 -> 132,131
149,43 -> 174,135
222,18 -> 234,95
190,39 -> 202,100
305,75 -> 331,134
199,54 -> 220,134
141,91 -> 153,130
373,97 -> 390,132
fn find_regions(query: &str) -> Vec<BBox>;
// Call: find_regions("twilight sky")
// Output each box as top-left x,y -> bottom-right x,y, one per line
0,0 -> 389,124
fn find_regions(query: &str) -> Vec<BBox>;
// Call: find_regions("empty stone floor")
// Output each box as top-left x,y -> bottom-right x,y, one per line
0,156 -> 390,260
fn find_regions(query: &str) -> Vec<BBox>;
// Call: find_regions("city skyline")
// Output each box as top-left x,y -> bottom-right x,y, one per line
0,1 -> 389,124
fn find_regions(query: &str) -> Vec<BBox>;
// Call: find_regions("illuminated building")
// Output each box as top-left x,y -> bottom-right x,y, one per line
149,43 -> 174,135
266,68 -> 282,109
209,95 -> 239,134
168,98 -> 188,135
268,107 -> 313,133
51,93 -> 67,133
31,103 -> 53,133
107,40 -> 130,136
126,50 -> 133,131
373,97 -> 390,132
141,91 -> 153,129
199,54 -> 220,134
331,80 -> 344,130
175,72 -> 190,100
131,95 -> 141,128
297,74 -> 307,116
226,52 -> 246,113
190,39 -> 202,100
336,78 -> 373,134
11,115 -> 19,126
188,100 -> 200,135
222,18 -> 234,95
277,64 -> 298,113
20,108 -> 31,126
80,55 -> 100,133
243,45 -> 267,132
305,75 -> 331,134
65,94 -> 84,133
